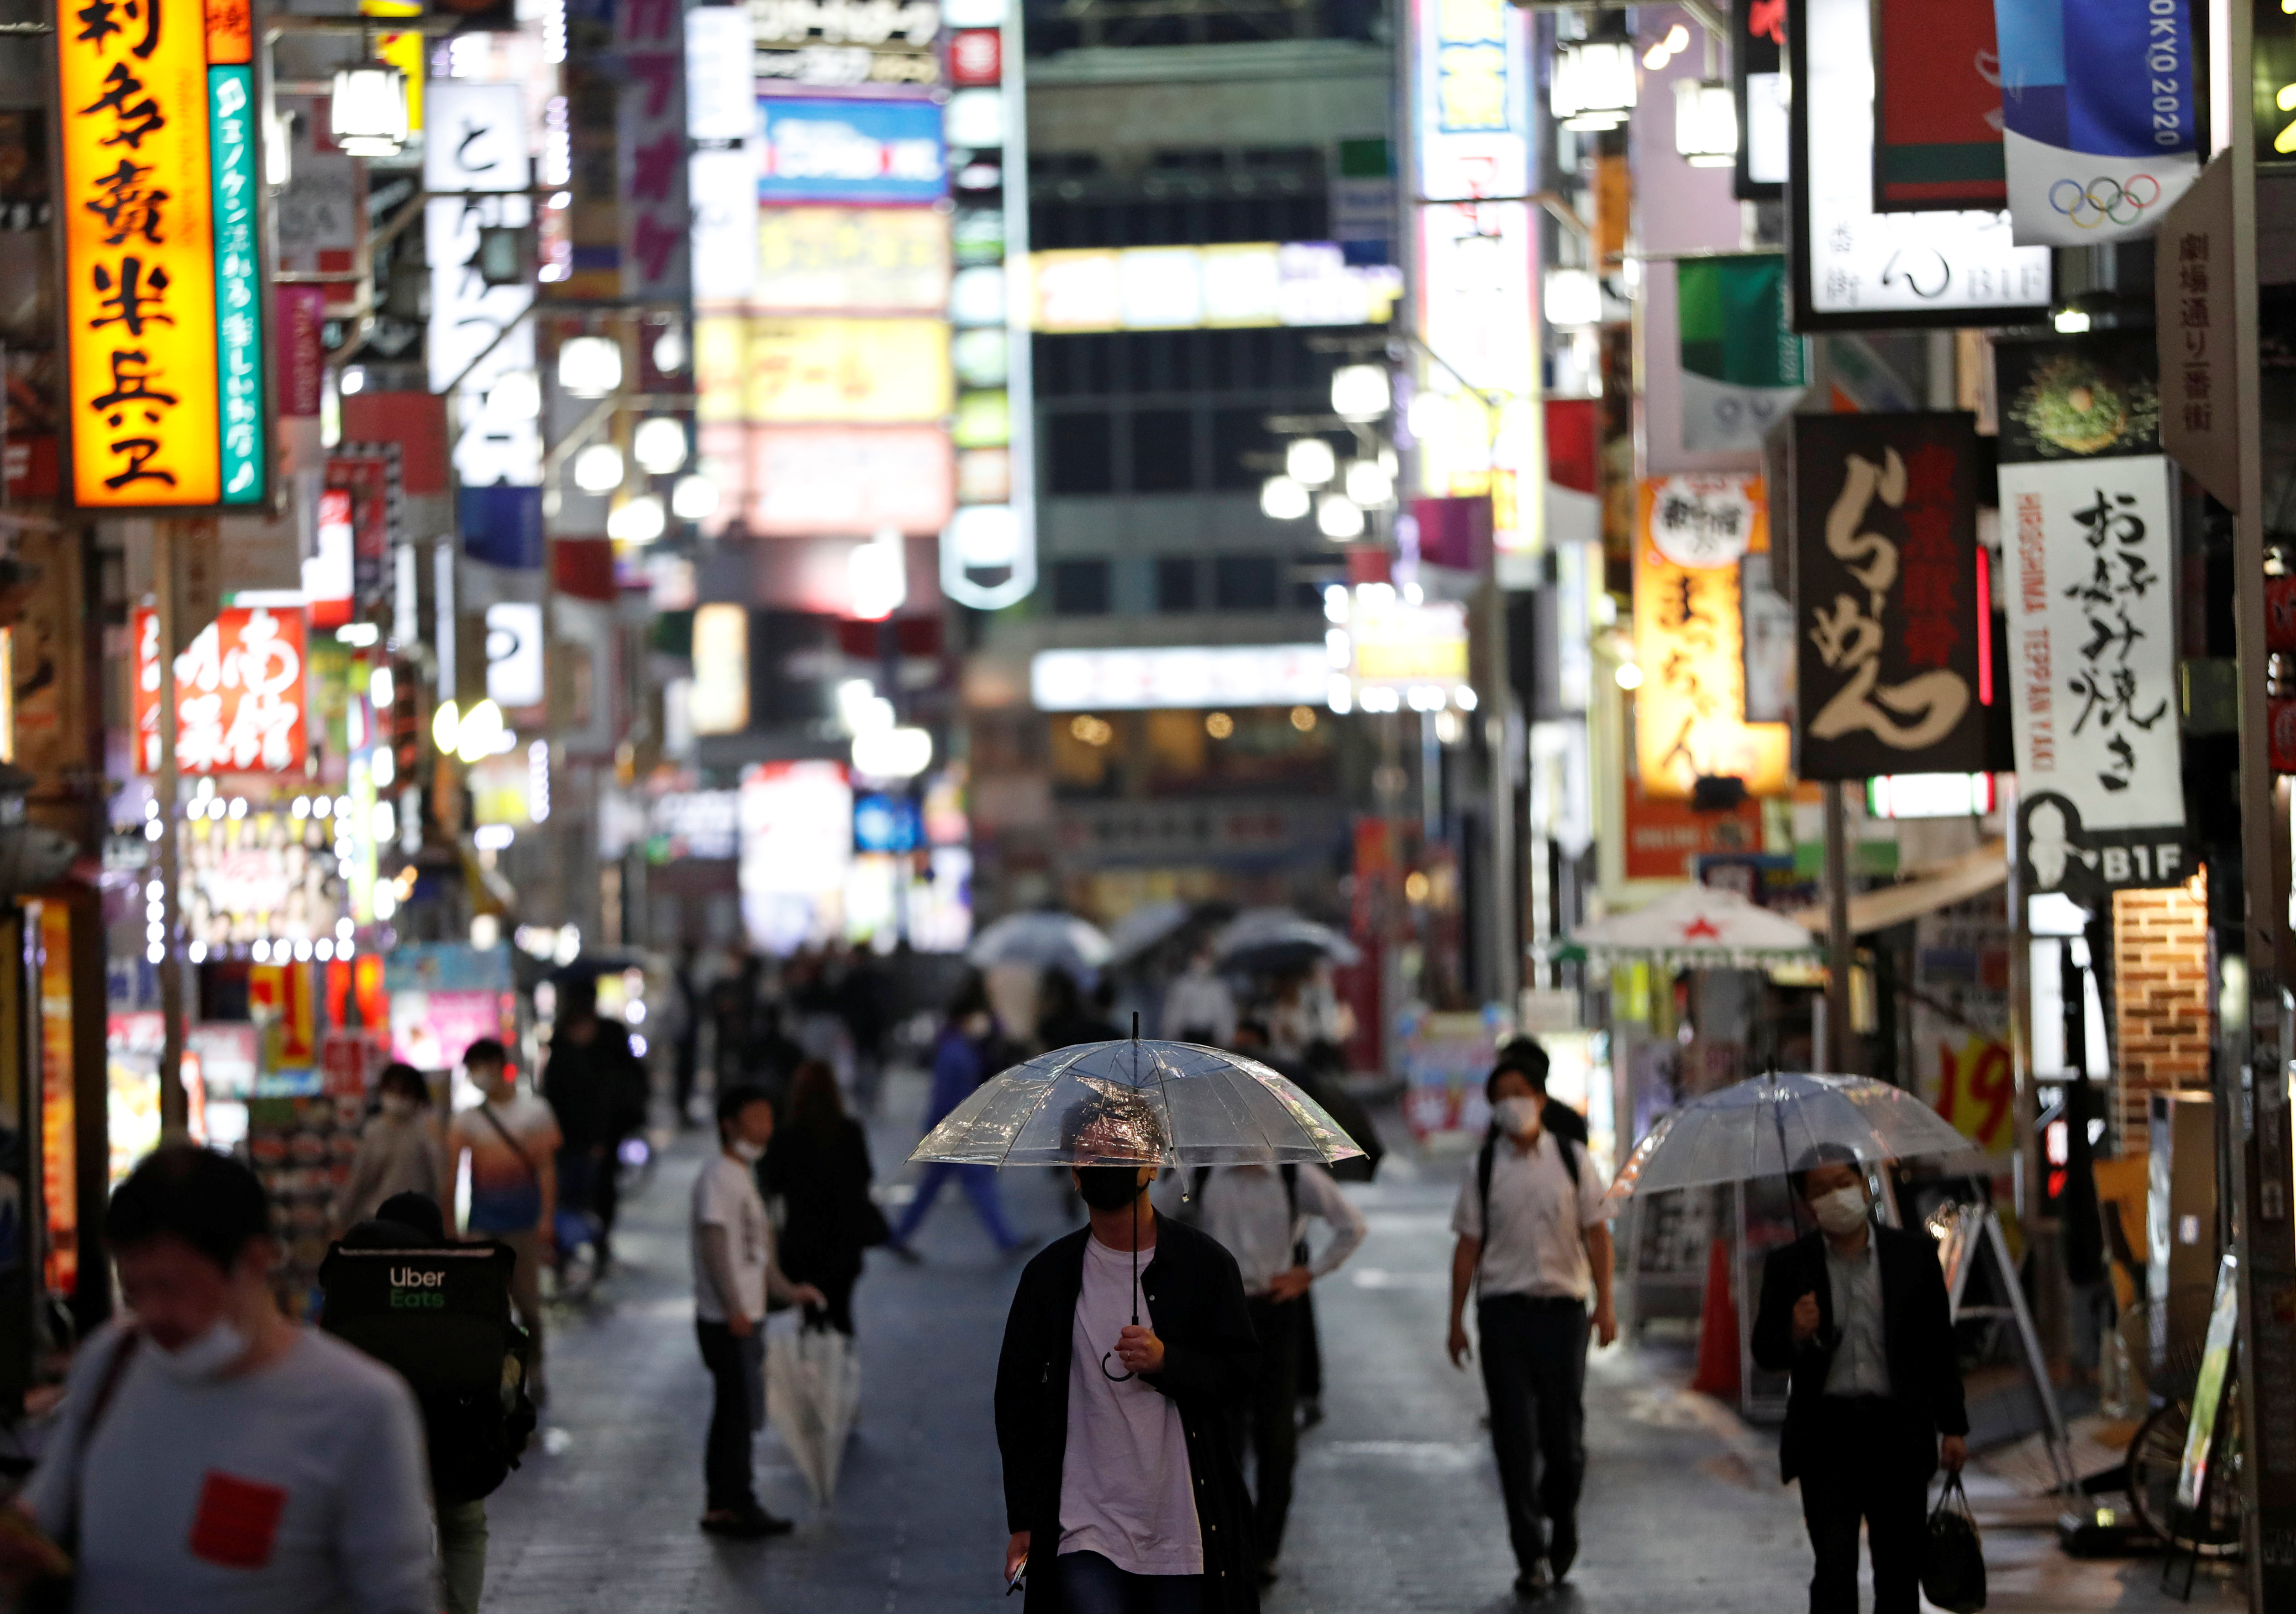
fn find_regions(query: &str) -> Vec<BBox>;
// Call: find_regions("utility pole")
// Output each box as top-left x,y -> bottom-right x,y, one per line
152,520 -> 187,1137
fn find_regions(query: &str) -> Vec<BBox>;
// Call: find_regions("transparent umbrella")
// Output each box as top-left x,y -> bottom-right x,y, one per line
1605,1071 -> 1980,1206
968,912 -> 1113,977
909,1036 -> 1364,1168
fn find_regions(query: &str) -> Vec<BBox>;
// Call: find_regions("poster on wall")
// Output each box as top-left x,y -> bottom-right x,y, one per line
1993,0 -> 2200,244
1630,475 -> 1792,798
1997,334 -> 2189,896
1791,413 -> 1989,779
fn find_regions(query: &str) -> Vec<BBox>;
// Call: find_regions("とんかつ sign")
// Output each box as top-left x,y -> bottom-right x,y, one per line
132,604 -> 308,774
56,0 -> 269,509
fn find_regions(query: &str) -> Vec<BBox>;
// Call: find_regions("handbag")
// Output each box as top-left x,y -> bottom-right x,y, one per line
24,1329 -> 142,1614
1921,1471 -> 1987,1614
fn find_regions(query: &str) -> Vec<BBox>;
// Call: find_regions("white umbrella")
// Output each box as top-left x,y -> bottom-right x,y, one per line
968,911 -> 1113,977
765,1321 -> 862,1511
1105,899 -> 1194,964
1557,884 -> 1816,969
1214,908 -> 1361,973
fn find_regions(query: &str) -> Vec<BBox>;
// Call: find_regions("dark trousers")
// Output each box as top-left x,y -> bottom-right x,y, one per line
801,1270 -> 858,1336
1296,1285 -> 1323,1400
1797,1399 -> 1929,1614
695,1319 -> 762,1512
1235,1295 -> 1303,1562
1056,1550 -> 1204,1614
1477,1293 -> 1589,1576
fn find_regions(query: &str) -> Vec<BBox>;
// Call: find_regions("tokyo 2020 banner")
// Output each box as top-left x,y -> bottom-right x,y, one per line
1992,0 -> 2200,244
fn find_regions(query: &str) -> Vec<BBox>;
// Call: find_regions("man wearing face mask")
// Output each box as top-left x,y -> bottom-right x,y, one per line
994,1097 -> 1260,1614
2,1147 -> 438,1611
1446,1056 -> 1615,1600
692,1085 -> 824,1539
1751,1145 -> 1968,1614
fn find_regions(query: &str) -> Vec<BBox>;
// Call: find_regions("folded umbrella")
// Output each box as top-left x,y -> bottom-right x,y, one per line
1605,1070 -> 1982,1206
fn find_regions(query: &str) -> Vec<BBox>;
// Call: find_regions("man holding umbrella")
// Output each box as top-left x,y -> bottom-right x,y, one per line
1752,1144 -> 1967,1614
994,1092 -> 1261,1614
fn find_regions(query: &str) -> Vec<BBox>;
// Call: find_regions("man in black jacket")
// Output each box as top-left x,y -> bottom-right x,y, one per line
1751,1145 -> 1970,1614
994,1096 -> 1261,1614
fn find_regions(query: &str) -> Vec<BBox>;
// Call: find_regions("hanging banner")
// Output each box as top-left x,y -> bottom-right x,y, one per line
55,0 -> 270,508
1997,335 -> 2187,895
1675,255 -> 1807,456
1791,0 -> 2052,328
1791,414 -> 1989,779
1874,0 -> 2006,209
131,604 -> 310,775
1632,475 -> 1793,799
1994,0 -> 2200,244
2154,155 -> 2238,506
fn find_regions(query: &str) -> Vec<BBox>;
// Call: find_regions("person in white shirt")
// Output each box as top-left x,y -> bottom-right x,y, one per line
1161,947 -> 1237,1047
693,1084 -> 822,1539
1162,1161 -> 1367,1583
1,1146 -> 437,1614
1445,1054 -> 1617,1598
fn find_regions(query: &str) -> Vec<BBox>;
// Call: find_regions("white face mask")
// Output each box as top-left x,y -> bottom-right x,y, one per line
1812,1184 -> 1871,1236
147,1317 -> 250,1383
728,1137 -> 765,1163
1493,1095 -> 1543,1139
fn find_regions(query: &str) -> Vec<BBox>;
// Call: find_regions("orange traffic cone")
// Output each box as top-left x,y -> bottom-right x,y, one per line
1689,1236 -> 1741,1398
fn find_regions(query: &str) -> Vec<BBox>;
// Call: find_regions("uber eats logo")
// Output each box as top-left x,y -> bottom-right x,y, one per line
389,1267 -> 447,1308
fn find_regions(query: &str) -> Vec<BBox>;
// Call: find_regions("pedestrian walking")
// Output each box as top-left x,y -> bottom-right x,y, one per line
447,1037 -> 559,1397
760,1058 -> 888,1335
890,974 -> 1025,1258
694,1084 -> 824,1538
331,1061 -> 447,1233
994,1094 -> 1261,1614
1160,943 -> 1236,1046
540,974 -> 650,1269
323,1190 -> 537,1614
1445,1047 -> 1618,1598
1161,1160 -> 1366,1583
1750,1145 -> 1969,1614
0,1147 -> 437,1611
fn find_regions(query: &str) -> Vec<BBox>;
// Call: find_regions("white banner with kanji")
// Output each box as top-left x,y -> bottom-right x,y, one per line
132,605 -> 309,775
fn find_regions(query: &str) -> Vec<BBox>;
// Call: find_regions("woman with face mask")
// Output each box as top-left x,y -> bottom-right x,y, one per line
332,1063 -> 449,1235
1750,1145 -> 1970,1614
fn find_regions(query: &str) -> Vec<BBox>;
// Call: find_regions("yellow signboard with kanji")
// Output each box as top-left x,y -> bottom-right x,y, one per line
56,0 -> 268,508
1632,475 -> 1792,800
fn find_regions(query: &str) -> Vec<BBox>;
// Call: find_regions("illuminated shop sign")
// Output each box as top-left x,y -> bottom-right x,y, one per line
1029,645 -> 1330,711
1027,244 -> 1403,332
131,605 -> 309,775
758,96 -> 947,204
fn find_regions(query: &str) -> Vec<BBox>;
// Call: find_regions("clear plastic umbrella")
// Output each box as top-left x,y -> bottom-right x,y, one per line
1214,908 -> 1361,975
968,912 -> 1114,977
1605,1071 -> 1981,1206
908,1036 -> 1364,1168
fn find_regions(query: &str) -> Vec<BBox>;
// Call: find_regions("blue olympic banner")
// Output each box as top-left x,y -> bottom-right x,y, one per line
1994,0 -> 2201,243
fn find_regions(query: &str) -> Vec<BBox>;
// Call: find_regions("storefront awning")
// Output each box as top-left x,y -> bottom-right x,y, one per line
1787,841 -> 2010,938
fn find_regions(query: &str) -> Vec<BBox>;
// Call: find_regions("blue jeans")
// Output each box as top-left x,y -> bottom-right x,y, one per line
892,1162 -> 1019,1249
1057,1551 -> 1203,1614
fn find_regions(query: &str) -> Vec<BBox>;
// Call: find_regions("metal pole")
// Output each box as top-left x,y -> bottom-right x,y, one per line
153,522 -> 186,1137
1484,589 -> 1519,1012
1823,781 -> 1852,1073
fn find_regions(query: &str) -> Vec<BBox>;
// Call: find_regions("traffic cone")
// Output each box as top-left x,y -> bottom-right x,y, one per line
1689,1236 -> 1741,1398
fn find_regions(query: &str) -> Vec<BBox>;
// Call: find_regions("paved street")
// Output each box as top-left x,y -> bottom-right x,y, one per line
481,1074 -> 2242,1613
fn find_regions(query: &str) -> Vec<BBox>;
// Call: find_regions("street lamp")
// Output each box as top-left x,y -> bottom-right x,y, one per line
631,416 -> 688,475
572,442 -> 625,494
1544,267 -> 1603,329
1552,40 -> 1637,131
1261,475 -> 1311,520
1316,493 -> 1366,540
558,335 -> 623,398
607,494 -> 667,543
1343,458 -> 1393,508
1286,437 -> 1338,487
671,474 -> 719,520
1673,79 -> 1739,166
1330,364 -> 1392,422
331,61 -> 410,158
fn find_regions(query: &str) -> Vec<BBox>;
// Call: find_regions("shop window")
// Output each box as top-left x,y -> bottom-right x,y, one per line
1130,409 -> 1197,492
1046,412 -> 1114,494
1156,557 -> 1199,613
1213,555 -> 1279,612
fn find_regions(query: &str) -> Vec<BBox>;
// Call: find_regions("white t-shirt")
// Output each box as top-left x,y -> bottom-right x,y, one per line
1450,1129 -> 1612,1300
26,1324 -> 436,1614
691,1152 -> 772,1323
1056,1235 -> 1204,1577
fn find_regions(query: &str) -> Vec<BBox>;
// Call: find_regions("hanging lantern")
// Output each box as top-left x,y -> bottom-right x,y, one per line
1551,41 -> 1637,131
1673,79 -> 1739,167
330,62 -> 411,158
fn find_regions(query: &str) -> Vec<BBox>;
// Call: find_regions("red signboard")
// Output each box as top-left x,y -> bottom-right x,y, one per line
132,604 -> 309,774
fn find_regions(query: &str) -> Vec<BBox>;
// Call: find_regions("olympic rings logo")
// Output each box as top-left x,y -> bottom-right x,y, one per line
2048,174 -> 2161,228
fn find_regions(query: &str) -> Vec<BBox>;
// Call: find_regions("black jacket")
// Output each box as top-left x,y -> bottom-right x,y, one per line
1750,1225 -> 1970,1484
760,1116 -> 886,1284
994,1218 -> 1261,1614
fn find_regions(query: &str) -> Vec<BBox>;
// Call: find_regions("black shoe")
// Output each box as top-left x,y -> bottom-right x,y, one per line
1298,1398 -> 1324,1431
1513,1561 -> 1553,1600
701,1507 -> 793,1540
1547,1520 -> 1577,1582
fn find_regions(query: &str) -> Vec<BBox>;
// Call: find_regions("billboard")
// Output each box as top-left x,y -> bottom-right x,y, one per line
132,605 -> 309,775
758,96 -> 947,204
1025,244 -> 1403,332
699,423 -> 955,535
757,207 -> 952,312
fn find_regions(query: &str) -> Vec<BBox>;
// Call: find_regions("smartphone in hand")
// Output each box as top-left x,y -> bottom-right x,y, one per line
1005,1559 -> 1027,1597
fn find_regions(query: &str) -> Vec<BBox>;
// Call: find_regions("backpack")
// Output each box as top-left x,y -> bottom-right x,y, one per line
318,1240 -> 537,1504
1476,1107 -> 1584,1231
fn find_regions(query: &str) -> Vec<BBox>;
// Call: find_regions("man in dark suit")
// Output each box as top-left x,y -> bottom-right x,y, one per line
1751,1144 -> 1969,1614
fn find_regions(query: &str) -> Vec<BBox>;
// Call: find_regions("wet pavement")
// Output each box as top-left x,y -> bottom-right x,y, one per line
479,1071 -> 2245,1612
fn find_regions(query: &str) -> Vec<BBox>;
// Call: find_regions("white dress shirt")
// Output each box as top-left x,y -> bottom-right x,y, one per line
1450,1130 -> 1612,1301
1822,1232 -> 1892,1397
1159,1163 -> 1367,1297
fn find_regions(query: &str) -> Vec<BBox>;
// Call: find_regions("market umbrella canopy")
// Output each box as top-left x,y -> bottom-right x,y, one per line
1605,1071 -> 1982,1205
909,1038 -> 1364,1168
1214,908 -> 1362,974
1557,884 -> 1816,969
968,911 -> 1114,976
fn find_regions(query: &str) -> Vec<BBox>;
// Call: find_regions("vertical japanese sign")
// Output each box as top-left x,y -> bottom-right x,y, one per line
620,0 -> 689,301
35,902 -> 75,1296
1791,414 -> 1989,779
1631,475 -> 1792,799
424,82 -> 537,491
2154,154 -> 2238,506
56,0 -> 270,508
1997,334 -> 2188,895
131,604 -> 309,774
1410,0 -> 1536,557
1993,0 -> 2199,244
